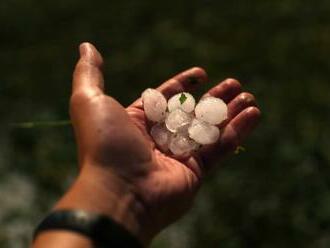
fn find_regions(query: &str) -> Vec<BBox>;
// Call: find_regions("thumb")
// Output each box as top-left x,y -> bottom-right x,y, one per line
72,42 -> 105,98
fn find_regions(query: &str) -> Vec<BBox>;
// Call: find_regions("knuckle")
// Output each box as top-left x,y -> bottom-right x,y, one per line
70,91 -> 89,107
70,90 -> 103,108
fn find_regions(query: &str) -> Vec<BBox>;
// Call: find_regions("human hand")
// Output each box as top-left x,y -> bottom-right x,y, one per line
55,42 -> 260,246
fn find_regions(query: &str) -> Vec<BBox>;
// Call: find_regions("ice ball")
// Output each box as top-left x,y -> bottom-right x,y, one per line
188,118 -> 220,145
195,96 -> 227,125
150,123 -> 171,151
169,133 -> 198,156
142,88 -> 167,122
167,92 -> 195,113
165,109 -> 192,133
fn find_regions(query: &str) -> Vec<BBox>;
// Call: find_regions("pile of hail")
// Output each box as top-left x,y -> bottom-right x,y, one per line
142,89 -> 228,157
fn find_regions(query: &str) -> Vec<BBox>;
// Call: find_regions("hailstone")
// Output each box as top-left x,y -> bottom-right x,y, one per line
142,88 -> 228,157
169,133 -> 198,156
195,96 -> 228,125
150,123 -> 171,151
165,109 -> 192,133
188,118 -> 220,145
142,88 -> 167,122
167,92 -> 195,113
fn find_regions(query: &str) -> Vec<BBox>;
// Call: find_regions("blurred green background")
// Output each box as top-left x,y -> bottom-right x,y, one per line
1,0 -> 330,247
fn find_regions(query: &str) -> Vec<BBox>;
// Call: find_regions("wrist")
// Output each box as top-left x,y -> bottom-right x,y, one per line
54,165 -> 152,246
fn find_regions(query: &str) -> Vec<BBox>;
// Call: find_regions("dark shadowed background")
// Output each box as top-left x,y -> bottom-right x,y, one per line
1,0 -> 330,247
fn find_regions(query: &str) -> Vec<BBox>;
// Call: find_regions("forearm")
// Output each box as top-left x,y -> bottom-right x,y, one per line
32,165 -> 151,247
33,231 -> 93,248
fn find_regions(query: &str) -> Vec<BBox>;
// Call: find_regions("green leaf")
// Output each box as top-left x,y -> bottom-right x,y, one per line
234,146 -> 246,155
179,93 -> 187,105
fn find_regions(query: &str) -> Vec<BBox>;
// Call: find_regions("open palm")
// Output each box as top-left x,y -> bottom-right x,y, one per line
70,43 -> 260,239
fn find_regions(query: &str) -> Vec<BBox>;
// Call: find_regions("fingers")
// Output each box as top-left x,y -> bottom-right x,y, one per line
72,42 -> 105,100
197,106 -> 261,172
156,67 -> 208,98
195,78 -> 259,174
203,78 -> 242,103
230,106 -> 261,142
130,67 -> 208,109
227,92 -> 256,119
201,78 -> 250,129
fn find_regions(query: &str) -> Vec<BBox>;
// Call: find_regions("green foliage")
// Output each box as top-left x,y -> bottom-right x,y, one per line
1,0 -> 330,247
179,93 -> 188,105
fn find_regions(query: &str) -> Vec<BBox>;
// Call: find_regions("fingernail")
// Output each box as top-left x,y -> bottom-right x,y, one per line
79,43 -> 90,59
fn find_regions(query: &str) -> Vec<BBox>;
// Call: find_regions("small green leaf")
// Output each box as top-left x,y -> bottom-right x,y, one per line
179,93 -> 187,105
234,146 -> 246,155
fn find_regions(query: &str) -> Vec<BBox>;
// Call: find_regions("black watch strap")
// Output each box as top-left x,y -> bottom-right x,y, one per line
33,210 -> 143,248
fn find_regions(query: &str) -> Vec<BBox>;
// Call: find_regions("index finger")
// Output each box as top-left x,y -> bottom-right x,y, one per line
197,106 -> 261,173
130,67 -> 208,109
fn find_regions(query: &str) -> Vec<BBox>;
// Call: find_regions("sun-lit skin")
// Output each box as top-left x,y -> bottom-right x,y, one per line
33,42 -> 260,248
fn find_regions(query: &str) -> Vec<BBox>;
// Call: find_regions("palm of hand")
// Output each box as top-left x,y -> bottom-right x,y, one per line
126,103 -> 201,228
81,94 -> 201,230
72,89 -> 199,227
72,43 -> 260,236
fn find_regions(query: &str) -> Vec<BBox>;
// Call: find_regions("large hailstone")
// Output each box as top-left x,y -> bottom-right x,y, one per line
150,123 -> 171,151
142,88 -> 167,122
188,118 -> 220,145
167,92 -> 195,113
195,96 -> 228,125
165,109 -> 192,133
142,88 -> 228,157
169,133 -> 198,156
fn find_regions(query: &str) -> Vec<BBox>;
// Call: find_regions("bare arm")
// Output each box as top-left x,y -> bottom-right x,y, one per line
33,42 -> 260,247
